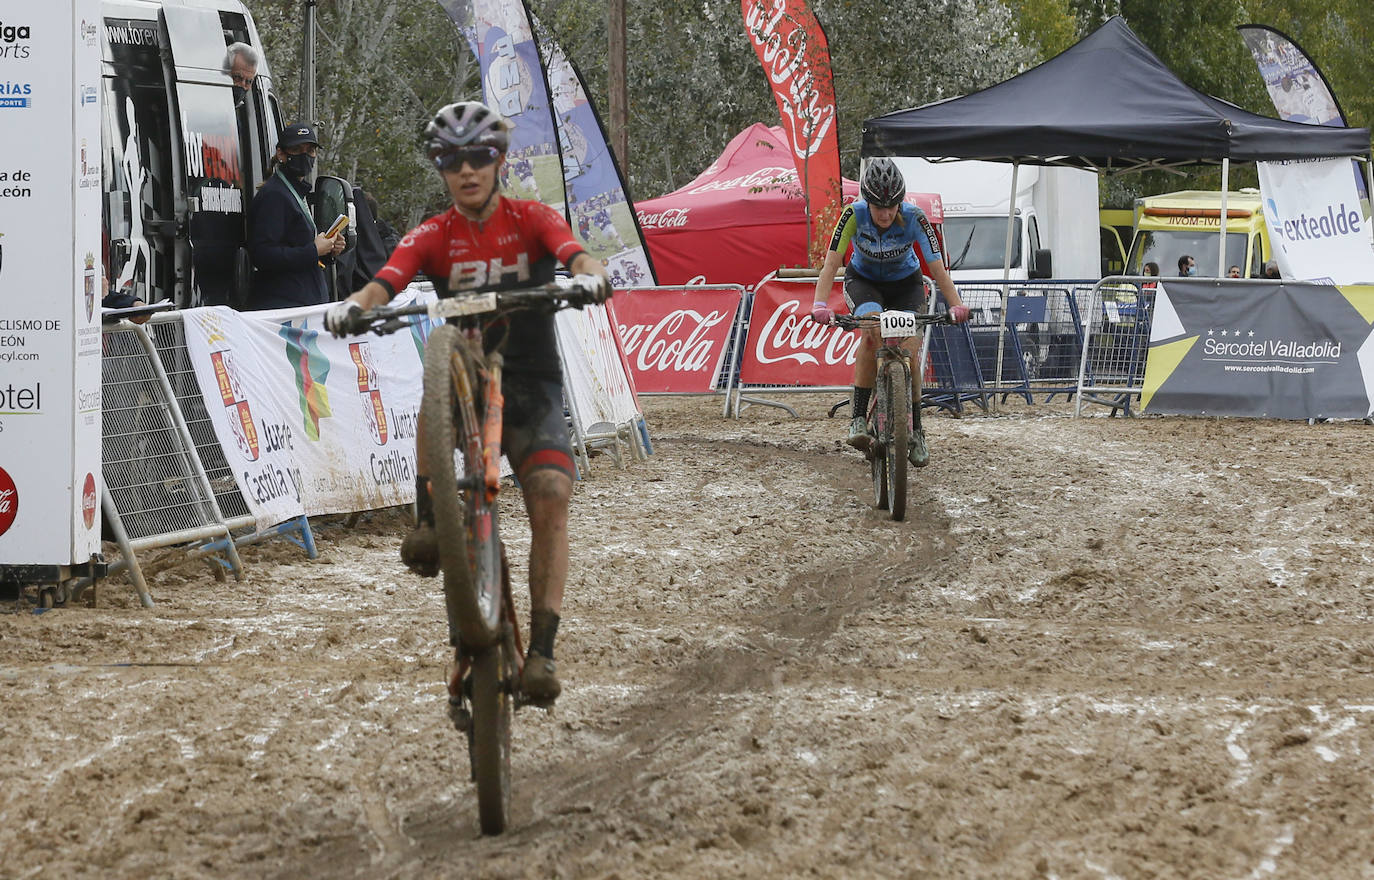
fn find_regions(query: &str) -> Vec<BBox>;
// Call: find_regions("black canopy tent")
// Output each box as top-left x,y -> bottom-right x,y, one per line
861,16 -> 1372,404
861,16 -> 1371,172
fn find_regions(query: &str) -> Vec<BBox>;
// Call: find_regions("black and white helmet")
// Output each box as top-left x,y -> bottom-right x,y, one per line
861,158 -> 905,207
424,101 -> 510,163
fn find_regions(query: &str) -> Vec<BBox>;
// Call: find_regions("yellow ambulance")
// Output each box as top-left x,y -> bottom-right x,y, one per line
1125,190 -> 1273,278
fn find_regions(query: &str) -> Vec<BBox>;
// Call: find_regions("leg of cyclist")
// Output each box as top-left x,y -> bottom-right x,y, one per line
503,372 -> 577,703
843,278 -> 886,450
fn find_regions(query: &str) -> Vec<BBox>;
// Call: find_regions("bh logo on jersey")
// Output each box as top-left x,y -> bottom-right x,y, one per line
349,342 -> 388,446
449,254 -> 531,290
211,349 -> 260,460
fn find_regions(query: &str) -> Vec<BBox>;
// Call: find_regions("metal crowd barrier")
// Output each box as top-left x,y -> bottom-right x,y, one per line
1073,276 -> 1158,416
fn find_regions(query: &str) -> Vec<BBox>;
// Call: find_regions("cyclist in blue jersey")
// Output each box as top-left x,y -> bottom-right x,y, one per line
810,158 -> 970,467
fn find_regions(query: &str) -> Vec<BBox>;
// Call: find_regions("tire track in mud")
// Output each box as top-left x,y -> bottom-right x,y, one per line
525,434 -> 959,829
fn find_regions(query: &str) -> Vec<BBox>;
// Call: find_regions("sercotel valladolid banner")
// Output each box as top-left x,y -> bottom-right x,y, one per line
1141,278 -> 1374,419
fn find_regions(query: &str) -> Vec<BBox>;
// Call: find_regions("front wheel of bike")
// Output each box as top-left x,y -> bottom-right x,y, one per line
421,324 -> 502,651
870,440 -> 889,510
884,361 -> 910,521
470,626 -> 514,835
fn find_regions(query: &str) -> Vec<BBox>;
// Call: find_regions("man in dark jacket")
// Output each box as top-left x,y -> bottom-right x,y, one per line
245,122 -> 344,310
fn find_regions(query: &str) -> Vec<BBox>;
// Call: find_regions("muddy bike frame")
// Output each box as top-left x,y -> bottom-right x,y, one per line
834,311 -> 952,522
335,280 -> 597,835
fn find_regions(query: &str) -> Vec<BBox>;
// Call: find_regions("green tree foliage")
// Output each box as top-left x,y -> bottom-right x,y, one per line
530,0 -> 1035,199
251,0 -> 476,228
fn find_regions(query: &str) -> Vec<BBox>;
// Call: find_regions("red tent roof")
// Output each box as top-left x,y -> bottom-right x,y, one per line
636,124 -> 942,287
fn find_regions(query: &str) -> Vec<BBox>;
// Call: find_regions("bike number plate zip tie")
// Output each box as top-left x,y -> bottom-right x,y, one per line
430,292 -> 499,320
878,310 -> 919,338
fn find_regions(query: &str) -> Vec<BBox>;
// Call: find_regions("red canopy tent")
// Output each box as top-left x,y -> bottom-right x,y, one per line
636,124 -> 944,289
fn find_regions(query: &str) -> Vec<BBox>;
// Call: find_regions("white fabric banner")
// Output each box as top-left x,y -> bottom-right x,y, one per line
555,304 -> 642,438
1258,158 -> 1374,284
182,306 -> 425,530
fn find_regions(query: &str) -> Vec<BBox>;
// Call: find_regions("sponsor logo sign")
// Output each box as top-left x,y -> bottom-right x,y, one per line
739,278 -> 857,386
611,288 -> 742,393
81,472 -> 96,529
0,465 -> 16,537
1257,158 -> 1374,285
349,342 -> 388,445
211,349 -> 260,461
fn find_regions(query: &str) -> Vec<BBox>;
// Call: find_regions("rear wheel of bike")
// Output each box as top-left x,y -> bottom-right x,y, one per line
421,324 -> 503,651
470,626 -> 515,835
885,361 -> 910,521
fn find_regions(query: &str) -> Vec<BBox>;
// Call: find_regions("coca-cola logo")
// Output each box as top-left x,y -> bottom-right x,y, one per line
81,472 -> 97,529
0,466 -> 17,538
752,299 -> 858,367
743,1 -> 837,159
636,207 -> 691,229
618,309 -> 729,374
685,166 -> 796,195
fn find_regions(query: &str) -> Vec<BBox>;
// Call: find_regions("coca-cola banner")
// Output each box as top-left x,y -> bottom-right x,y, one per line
609,287 -> 744,393
739,276 -> 856,386
742,0 -> 843,267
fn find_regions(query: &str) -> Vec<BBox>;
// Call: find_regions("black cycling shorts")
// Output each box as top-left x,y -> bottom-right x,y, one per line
502,371 -> 576,482
843,270 -> 926,316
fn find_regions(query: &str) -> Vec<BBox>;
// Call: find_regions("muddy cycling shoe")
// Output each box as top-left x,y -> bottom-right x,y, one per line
521,652 -> 561,704
400,523 -> 439,577
845,415 -> 872,451
908,429 -> 930,468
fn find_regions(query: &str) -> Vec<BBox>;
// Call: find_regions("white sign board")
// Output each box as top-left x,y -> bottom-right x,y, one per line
0,0 -> 103,565
1258,157 -> 1374,285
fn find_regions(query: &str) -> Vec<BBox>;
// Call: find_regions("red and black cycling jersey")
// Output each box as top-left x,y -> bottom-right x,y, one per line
372,197 -> 586,375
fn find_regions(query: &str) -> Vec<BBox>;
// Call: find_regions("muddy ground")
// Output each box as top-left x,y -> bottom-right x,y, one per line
4,393 -> 1374,879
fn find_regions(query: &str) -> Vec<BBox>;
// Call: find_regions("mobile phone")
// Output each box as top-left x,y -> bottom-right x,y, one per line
325,213 -> 349,237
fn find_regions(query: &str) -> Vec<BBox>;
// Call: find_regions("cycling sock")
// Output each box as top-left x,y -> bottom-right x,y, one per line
414,476 -> 434,526
852,386 -> 872,419
528,609 -> 560,660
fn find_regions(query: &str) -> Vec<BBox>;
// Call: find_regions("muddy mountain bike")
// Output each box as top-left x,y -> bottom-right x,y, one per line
333,278 -> 599,835
833,311 -> 952,522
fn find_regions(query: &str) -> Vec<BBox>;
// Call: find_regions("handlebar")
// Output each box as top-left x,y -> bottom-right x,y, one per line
334,279 -> 604,338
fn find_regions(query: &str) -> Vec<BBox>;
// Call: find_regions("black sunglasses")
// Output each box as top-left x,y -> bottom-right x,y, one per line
434,145 -> 501,171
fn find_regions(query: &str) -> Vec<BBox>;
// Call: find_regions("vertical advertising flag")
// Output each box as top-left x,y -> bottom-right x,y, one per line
536,28 -> 657,290
1256,159 -> 1374,284
436,0 -> 568,212
1238,24 -> 1368,206
742,0 -> 843,268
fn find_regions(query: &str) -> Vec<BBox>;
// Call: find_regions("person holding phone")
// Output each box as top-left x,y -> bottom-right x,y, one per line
244,122 -> 346,311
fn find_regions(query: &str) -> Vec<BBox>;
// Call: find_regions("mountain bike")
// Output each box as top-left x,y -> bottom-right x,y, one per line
333,278 -> 599,834
833,311 -> 952,521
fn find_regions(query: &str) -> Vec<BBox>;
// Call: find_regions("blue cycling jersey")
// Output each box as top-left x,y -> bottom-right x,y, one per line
827,201 -> 942,282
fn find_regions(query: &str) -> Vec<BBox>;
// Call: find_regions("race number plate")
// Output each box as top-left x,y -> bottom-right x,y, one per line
878,310 -> 920,337
429,292 -> 498,320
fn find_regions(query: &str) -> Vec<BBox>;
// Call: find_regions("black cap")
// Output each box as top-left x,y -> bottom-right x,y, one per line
277,122 -> 319,150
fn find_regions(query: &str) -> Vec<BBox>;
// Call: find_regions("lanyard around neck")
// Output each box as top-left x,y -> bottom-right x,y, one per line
275,169 -> 314,226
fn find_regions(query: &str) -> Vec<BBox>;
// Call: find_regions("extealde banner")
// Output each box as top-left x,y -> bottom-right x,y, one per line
1257,158 -> 1374,284
1141,279 -> 1374,419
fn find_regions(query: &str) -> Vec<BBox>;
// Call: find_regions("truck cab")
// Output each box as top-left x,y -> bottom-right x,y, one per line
1126,190 -> 1272,278
101,0 -> 283,308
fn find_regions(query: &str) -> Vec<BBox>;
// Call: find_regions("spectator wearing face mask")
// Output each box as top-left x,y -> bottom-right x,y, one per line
1263,260 -> 1282,280
245,122 -> 345,311
1227,265 -> 1242,278
222,42 -> 258,108
1178,254 -> 1197,277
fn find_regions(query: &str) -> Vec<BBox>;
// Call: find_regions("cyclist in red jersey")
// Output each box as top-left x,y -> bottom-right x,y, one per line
326,101 -> 611,704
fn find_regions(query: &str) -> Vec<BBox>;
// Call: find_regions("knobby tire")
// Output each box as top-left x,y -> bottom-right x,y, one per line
421,324 -> 502,651
470,630 -> 514,834
885,361 -> 910,521
869,390 -> 889,510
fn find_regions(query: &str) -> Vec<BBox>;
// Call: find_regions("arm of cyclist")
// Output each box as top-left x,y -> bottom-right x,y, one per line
810,248 -> 844,325
927,259 -> 970,324
566,252 -> 613,304
324,280 -> 390,336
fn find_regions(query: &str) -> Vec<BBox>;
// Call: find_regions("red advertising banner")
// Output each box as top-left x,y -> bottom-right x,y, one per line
609,288 -> 743,393
739,276 -> 857,386
741,0 -> 843,268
